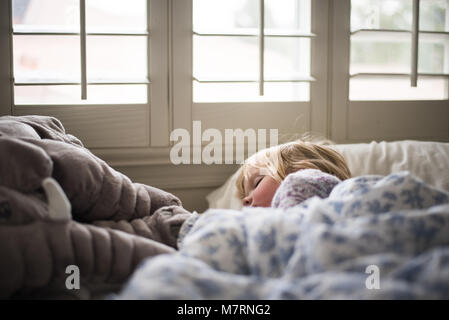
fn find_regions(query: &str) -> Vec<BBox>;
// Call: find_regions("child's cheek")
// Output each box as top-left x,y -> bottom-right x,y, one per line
253,189 -> 271,207
254,179 -> 280,207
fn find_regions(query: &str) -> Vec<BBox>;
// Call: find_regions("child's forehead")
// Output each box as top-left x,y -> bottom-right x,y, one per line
246,166 -> 259,175
244,165 -> 270,178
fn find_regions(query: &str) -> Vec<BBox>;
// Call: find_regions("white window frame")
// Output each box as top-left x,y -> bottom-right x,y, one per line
0,0 -> 173,166
174,0 -> 331,147
5,0 -> 446,167
0,0 -> 330,165
100,0 -> 332,165
331,0 -> 449,143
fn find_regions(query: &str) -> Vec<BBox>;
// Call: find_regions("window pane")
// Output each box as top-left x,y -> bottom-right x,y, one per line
13,0 -> 79,31
351,38 -> 410,74
193,0 -> 259,32
265,38 -> 310,77
419,39 -> 447,74
193,0 -> 311,102
14,85 -> 147,104
86,0 -> 147,32
350,33 -> 411,74
350,0 -> 449,101
13,35 -> 80,81
194,82 -> 309,102
350,76 -> 448,100
265,0 -> 311,32
351,0 -> 412,31
265,82 -> 309,101
420,0 -> 448,32
352,33 -> 449,75
193,36 -> 258,79
87,36 -> 147,81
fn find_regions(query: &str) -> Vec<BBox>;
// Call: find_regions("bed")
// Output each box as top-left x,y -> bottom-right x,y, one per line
115,140 -> 449,299
2,115 -> 449,299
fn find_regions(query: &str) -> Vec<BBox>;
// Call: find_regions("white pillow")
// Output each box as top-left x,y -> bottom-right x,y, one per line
206,140 -> 449,210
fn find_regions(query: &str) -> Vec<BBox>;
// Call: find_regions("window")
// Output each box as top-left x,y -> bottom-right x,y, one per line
192,0 -> 312,102
3,0 -> 171,152
350,0 -> 449,100
12,0 -> 148,105
0,0 -> 332,155
185,0 -> 329,144
331,0 -> 449,143
1,0 -> 445,163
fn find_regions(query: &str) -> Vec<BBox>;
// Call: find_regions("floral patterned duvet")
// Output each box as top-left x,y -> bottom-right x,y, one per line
116,171 -> 449,299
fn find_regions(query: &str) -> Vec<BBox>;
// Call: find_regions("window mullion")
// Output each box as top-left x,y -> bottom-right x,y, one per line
411,0 -> 420,87
259,0 -> 264,96
445,0 -> 449,74
80,0 -> 87,99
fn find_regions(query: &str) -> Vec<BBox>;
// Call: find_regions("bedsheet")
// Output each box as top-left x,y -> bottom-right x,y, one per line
116,171 -> 449,299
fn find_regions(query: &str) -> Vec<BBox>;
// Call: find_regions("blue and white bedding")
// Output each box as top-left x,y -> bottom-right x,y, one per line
116,171 -> 449,299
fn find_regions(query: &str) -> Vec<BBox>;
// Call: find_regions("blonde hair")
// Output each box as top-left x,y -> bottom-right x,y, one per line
236,139 -> 351,199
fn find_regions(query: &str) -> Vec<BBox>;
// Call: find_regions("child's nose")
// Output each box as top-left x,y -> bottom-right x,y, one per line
243,195 -> 252,207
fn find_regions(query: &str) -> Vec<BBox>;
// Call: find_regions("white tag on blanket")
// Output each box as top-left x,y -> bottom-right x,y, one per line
42,177 -> 72,221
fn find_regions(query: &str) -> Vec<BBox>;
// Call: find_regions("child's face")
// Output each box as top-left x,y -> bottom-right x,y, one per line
242,167 -> 280,207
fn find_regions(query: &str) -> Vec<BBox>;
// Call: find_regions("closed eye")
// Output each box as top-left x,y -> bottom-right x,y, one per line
254,176 -> 263,188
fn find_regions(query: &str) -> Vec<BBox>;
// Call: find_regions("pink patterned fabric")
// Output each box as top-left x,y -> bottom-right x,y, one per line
271,169 -> 341,209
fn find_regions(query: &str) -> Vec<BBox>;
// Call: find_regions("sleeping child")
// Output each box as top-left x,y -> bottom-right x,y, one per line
176,139 -> 352,247
236,139 -> 352,209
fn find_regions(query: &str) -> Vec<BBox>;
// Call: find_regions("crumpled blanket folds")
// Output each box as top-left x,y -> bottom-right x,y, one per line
117,171 -> 449,299
0,115 -> 191,299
